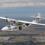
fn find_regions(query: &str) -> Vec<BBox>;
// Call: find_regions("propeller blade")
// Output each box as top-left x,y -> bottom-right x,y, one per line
5,16 -> 8,18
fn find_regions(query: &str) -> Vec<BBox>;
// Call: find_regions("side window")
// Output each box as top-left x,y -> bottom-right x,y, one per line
23,25 -> 25,27
15,27 -> 17,29
8,27 -> 11,30
13,27 -> 17,29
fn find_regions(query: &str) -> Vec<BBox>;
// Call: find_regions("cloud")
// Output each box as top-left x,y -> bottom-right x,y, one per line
36,2 -> 45,6
0,0 -> 45,7
0,0 -> 45,3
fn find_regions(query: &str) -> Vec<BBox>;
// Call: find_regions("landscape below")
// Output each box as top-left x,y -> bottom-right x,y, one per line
0,17 -> 45,45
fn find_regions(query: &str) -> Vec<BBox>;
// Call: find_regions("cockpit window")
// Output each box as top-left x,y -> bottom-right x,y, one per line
7,25 -> 11,27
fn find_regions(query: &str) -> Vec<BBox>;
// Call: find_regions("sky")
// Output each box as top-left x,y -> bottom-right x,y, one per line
0,0 -> 45,7
0,0 -> 45,18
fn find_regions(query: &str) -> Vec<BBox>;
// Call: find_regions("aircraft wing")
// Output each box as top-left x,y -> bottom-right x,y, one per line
0,17 -> 45,26
0,17 -> 16,22
0,17 -> 7,20
18,20 -> 45,26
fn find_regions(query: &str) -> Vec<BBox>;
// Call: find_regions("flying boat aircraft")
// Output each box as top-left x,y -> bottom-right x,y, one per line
0,13 -> 45,32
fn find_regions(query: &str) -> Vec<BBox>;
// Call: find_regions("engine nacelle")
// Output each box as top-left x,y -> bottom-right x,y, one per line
5,19 -> 12,23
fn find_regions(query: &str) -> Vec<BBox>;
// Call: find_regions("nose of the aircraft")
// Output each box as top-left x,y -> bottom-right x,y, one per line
1,28 -> 4,31
1,27 -> 6,31
1,27 -> 8,31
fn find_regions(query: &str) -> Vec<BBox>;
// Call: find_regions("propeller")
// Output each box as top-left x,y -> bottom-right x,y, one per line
5,16 -> 8,18
5,16 -> 8,22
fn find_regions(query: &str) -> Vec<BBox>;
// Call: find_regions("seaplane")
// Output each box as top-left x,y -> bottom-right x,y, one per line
0,13 -> 45,32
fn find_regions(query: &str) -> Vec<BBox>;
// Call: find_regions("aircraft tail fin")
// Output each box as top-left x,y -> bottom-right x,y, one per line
32,13 -> 41,23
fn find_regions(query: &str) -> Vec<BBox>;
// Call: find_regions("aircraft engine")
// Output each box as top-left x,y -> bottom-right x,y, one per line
14,21 -> 16,23
5,19 -> 12,23
5,19 -> 8,22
